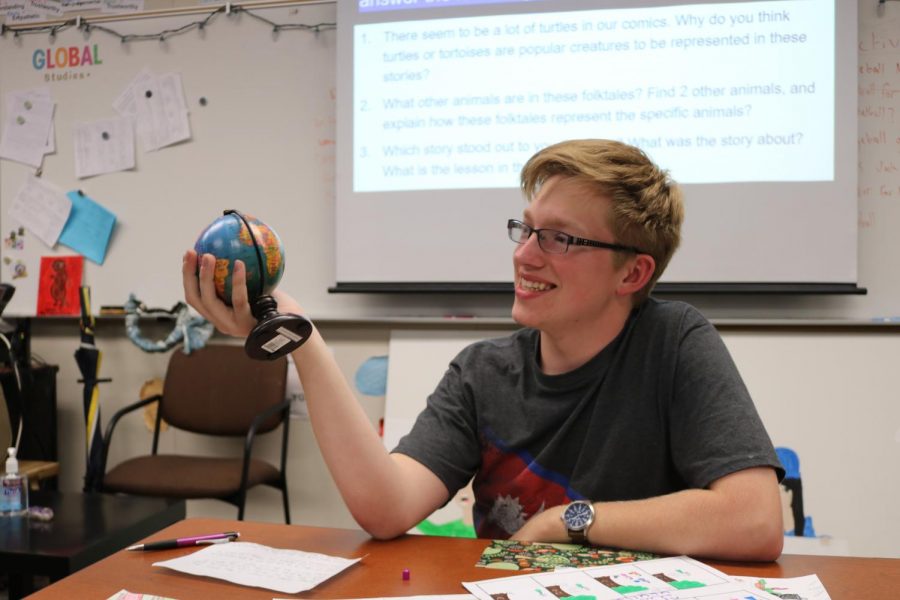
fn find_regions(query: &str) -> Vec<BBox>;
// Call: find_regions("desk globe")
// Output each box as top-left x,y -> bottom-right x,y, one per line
194,210 -> 312,360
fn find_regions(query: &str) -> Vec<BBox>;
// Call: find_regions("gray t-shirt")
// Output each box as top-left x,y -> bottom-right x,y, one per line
394,298 -> 783,539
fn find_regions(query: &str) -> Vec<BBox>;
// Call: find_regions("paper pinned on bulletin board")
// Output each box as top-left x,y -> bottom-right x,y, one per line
113,68 -> 190,152
8,176 -> 71,248
73,116 -> 136,179
0,90 -> 55,168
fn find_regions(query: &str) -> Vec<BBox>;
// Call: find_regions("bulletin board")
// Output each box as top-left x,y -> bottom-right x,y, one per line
1,0 -> 899,322
0,1 -> 342,318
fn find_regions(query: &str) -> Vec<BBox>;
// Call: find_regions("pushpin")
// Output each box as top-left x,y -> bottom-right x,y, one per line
401,568 -> 410,581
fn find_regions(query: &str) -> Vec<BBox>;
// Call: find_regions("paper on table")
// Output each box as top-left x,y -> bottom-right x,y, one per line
105,589 -> 179,600
73,116 -> 135,178
464,556 -> 782,600
294,596 -> 475,600
152,541 -> 361,594
8,176 -> 72,247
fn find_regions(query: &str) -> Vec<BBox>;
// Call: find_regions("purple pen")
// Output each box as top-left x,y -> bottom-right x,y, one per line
126,531 -> 240,551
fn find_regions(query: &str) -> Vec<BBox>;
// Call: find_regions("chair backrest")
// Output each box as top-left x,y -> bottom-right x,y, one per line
161,344 -> 288,436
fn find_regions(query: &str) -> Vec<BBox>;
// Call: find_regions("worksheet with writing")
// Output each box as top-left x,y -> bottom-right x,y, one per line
153,541 -> 361,594
464,556 -> 781,600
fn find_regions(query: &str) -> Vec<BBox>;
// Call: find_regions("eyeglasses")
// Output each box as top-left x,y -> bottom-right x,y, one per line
507,219 -> 644,255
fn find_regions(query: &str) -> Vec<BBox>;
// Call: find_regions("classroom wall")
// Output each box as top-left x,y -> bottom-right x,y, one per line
26,316 -> 900,559
2,0 -> 898,560
0,0 -> 898,322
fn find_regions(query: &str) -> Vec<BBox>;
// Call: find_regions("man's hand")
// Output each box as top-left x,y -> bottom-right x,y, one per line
511,504 -> 569,543
183,248 -> 306,338
183,249 -> 257,337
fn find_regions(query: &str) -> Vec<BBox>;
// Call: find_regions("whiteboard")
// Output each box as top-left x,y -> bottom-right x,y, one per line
1,0 -> 899,322
0,2 -> 342,317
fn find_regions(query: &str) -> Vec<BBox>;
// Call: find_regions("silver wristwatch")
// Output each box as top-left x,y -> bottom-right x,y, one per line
561,500 -> 595,543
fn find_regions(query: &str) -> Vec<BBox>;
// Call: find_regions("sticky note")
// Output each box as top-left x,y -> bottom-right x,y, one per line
59,190 -> 117,265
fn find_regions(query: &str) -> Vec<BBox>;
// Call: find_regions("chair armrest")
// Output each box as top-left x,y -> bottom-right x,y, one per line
99,394 -> 162,481
243,398 -> 291,455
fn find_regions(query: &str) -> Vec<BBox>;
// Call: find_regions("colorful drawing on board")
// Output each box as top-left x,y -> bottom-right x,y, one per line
37,255 -> 83,315
477,539 -> 657,571
776,447 -> 817,537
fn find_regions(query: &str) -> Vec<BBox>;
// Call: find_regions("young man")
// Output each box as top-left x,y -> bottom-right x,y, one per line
183,139 -> 784,561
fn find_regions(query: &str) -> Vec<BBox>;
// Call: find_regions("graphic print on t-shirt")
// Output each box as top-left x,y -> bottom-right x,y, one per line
474,428 -> 581,539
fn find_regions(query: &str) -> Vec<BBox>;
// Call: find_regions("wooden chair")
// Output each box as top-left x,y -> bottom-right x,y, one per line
99,344 -> 291,523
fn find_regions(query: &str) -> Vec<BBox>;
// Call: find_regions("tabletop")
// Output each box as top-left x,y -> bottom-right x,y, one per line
26,517 -> 900,599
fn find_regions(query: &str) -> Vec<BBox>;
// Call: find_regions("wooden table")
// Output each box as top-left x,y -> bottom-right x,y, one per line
25,518 -> 900,599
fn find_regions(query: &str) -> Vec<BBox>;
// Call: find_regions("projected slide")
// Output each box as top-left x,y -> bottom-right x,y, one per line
352,0 -> 835,192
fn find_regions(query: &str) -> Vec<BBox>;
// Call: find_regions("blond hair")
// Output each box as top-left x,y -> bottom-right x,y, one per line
520,139 -> 684,303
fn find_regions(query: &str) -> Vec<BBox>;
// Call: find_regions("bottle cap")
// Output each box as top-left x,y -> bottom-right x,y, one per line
5,447 -> 18,475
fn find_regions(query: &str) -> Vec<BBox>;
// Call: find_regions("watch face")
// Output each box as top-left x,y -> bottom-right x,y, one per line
564,502 -> 593,529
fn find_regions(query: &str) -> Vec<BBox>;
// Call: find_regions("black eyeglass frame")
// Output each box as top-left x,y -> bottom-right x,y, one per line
507,219 -> 645,255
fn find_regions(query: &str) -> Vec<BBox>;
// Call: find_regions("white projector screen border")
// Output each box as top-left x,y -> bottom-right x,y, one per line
335,0 -> 858,291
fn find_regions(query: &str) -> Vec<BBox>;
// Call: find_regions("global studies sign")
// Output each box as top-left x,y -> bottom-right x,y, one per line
32,44 -> 102,82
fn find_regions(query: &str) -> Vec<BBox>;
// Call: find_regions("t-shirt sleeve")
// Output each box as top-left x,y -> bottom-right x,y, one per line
391,350 -> 481,496
669,308 -> 785,488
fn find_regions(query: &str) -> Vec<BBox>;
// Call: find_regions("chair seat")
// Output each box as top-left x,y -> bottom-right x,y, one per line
103,455 -> 281,499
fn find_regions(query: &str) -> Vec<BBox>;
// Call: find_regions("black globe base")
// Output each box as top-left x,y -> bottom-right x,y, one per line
244,295 -> 313,360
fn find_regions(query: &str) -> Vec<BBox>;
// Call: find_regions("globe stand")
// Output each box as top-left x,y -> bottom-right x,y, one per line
245,294 -> 313,360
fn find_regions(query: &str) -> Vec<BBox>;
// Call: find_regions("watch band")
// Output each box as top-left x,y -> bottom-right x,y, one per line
568,526 -> 589,543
